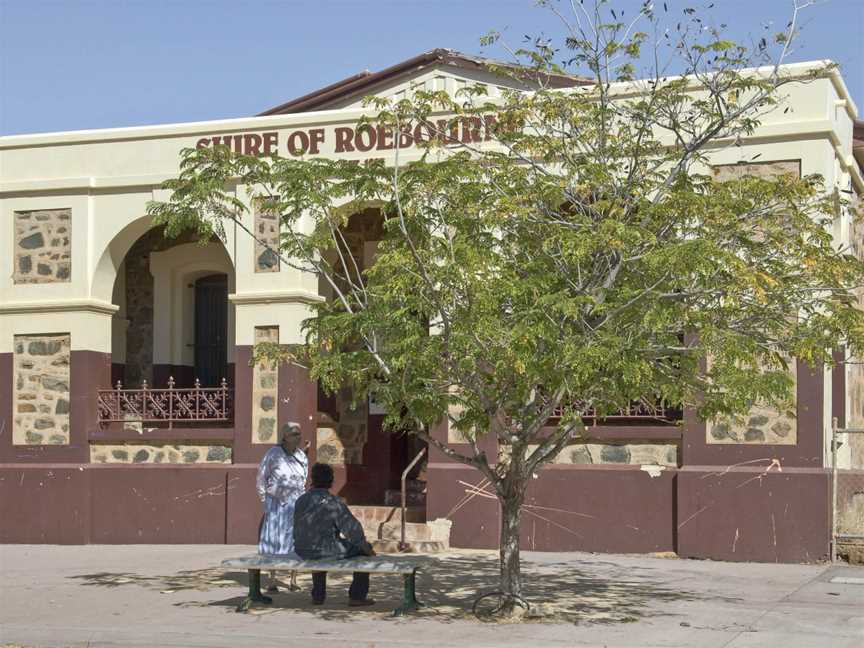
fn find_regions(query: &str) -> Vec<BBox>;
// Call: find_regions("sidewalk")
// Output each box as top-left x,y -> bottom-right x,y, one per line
0,544 -> 862,647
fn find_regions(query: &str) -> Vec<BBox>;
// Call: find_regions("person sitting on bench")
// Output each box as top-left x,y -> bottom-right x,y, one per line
293,462 -> 376,607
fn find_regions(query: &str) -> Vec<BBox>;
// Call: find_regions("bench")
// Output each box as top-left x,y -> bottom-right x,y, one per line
221,554 -> 423,616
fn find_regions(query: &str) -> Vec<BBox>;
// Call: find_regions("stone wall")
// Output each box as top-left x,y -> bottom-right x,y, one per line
316,390 -> 369,465
254,206 -> 280,272
531,441 -> 678,467
90,442 -> 231,464
13,334 -> 71,445
252,326 -> 279,443
13,209 -> 71,284
706,160 -> 802,446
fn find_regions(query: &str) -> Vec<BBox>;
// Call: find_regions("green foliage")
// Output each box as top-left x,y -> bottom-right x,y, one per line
148,0 -> 862,602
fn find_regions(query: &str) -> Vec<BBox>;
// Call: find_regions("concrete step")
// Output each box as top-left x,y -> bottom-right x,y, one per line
372,539 -> 448,554
349,505 -> 425,526
375,522 -> 433,541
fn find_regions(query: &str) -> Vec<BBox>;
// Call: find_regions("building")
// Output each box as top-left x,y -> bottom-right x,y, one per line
2,50 -> 863,561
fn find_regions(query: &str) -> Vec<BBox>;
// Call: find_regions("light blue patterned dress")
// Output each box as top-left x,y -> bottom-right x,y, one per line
256,446 -> 308,555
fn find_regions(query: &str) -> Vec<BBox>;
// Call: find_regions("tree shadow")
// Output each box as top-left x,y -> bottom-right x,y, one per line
69,552 -> 740,624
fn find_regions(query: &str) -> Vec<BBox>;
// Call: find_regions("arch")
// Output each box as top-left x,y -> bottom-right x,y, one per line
90,214 -> 235,305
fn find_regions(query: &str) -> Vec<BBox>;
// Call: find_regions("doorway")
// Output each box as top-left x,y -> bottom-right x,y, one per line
194,273 -> 228,386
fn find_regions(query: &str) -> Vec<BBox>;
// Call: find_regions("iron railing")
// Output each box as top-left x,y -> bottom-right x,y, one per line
550,399 -> 682,424
97,377 -> 233,428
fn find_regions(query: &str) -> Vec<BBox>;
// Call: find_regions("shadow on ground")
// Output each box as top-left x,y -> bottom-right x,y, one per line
69,552 -> 738,624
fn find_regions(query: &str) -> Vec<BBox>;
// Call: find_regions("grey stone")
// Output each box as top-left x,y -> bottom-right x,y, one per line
206,446 -> 230,462
34,418 -> 55,430
25,431 -> 43,444
133,449 -> 150,463
15,342 -> 24,354
748,415 -> 770,426
112,449 -> 129,461
257,417 -> 276,441
666,446 -> 679,465
19,232 -> 45,249
18,255 -> 32,274
57,263 -> 70,280
37,263 -> 52,276
568,445 -> 594,464
182,449 -> 201,463
29,340 -> 62,355
260,395 -> 275,411
710,422 -> 730,440
42,377 -> 69,392
50,238 -> 60,247
600,445 -> 631,464
34,212 -> 51,221
49,434 -> 66,445
745,427 -> 765,442
52,356 -> 70,367
154,451 -> 165,464
55,399 -> 70,414
16,375 -> 24,390
260,374 -> 277,389
258,249 -> 279,270
771,420 -> 792,437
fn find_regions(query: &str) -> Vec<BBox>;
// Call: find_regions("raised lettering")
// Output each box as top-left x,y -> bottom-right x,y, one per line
287,131 -> 310,156
244,133 -> 262,156
398,124 -> 413,148
334,127 -> 355,153
308,128 -> 325,154
355,125 -> 376,152
233,135 -> 243,153
262,132 -> 278,156
375,125 -> 394,151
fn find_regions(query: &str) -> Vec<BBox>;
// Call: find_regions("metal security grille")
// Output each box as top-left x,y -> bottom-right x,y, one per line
831,419 -> 864,562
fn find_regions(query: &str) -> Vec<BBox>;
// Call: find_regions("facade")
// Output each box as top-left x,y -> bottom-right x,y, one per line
2,50 -> 863,561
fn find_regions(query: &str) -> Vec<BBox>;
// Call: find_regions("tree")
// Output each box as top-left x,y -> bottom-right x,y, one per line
149,0 -> 864,614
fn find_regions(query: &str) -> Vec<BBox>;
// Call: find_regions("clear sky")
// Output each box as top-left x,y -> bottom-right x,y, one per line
1,0 -> 861,136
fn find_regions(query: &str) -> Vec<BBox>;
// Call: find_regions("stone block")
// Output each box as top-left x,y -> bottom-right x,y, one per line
13,209 -> 72,284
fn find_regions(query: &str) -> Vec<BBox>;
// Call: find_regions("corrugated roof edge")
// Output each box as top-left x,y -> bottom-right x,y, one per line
257,48 -> 589,116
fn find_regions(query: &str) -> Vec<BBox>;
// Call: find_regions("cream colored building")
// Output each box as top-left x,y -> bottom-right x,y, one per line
1,50 -> 861,561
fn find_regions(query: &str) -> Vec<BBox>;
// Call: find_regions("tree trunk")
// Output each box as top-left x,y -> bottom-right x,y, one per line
498,489 -> 525,608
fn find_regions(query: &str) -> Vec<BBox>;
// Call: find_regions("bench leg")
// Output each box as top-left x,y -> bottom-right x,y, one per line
236,568 -> 273,612
393,570 -> 421,617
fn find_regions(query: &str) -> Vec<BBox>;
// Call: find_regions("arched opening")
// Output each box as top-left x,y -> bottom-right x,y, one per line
315,207 -> 426,505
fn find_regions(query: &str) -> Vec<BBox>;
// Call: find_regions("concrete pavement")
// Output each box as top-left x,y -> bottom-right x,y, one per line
0,544 -> 862,647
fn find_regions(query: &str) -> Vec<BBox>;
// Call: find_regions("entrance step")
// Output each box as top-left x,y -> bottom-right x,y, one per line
372,539 -> 448,553
349,505 -> 425,526
383,488 -> 426,507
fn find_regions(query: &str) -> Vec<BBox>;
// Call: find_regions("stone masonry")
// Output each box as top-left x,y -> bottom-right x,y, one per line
705,160 -> 802,446
531,442 -> 678,467
254,206 -> 280,272
13,209 -> 71,284
90,442 -> 231,464
316,390 -> 368,464
13,334 -> 71,445
252,326 -> 279,443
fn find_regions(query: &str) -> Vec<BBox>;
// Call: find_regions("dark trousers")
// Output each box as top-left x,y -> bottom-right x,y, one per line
311,571 -> 369,603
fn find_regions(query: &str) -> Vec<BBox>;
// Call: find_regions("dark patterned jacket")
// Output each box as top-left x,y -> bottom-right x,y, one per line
293,488 -> 373,559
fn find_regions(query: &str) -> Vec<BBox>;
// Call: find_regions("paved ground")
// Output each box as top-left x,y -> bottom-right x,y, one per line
0,545 -> 862,647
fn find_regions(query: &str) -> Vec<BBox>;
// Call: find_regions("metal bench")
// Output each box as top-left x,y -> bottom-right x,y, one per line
221,554 -> 423,616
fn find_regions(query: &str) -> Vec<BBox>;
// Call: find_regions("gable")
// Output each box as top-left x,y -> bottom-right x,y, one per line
259,48 -> 584,115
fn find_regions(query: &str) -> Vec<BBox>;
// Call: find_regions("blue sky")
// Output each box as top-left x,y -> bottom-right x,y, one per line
1,0 -> 861,136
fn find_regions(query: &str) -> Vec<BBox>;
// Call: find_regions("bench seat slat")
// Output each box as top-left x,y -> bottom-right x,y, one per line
222,554 -> 419,575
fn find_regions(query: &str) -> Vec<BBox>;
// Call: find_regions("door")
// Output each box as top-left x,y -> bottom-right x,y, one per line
194,274 -> 228,386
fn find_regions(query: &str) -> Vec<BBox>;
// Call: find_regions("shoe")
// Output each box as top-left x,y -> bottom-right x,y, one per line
348,598 -> 375,607
266,585 -> 279,593
312,599 -> 325,606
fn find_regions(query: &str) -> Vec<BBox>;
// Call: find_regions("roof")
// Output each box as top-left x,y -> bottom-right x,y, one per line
258,48 -> 588,116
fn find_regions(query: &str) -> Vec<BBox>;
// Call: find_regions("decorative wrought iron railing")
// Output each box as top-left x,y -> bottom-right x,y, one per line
550,400 -> 682,425
97,377 -> 233,427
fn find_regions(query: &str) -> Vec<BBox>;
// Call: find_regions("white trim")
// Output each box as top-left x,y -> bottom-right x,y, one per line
0,298 -> 119,315
228,290 -> 324,306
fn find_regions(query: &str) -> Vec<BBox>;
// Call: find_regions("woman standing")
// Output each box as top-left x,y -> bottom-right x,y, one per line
256,421 -> 309,556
